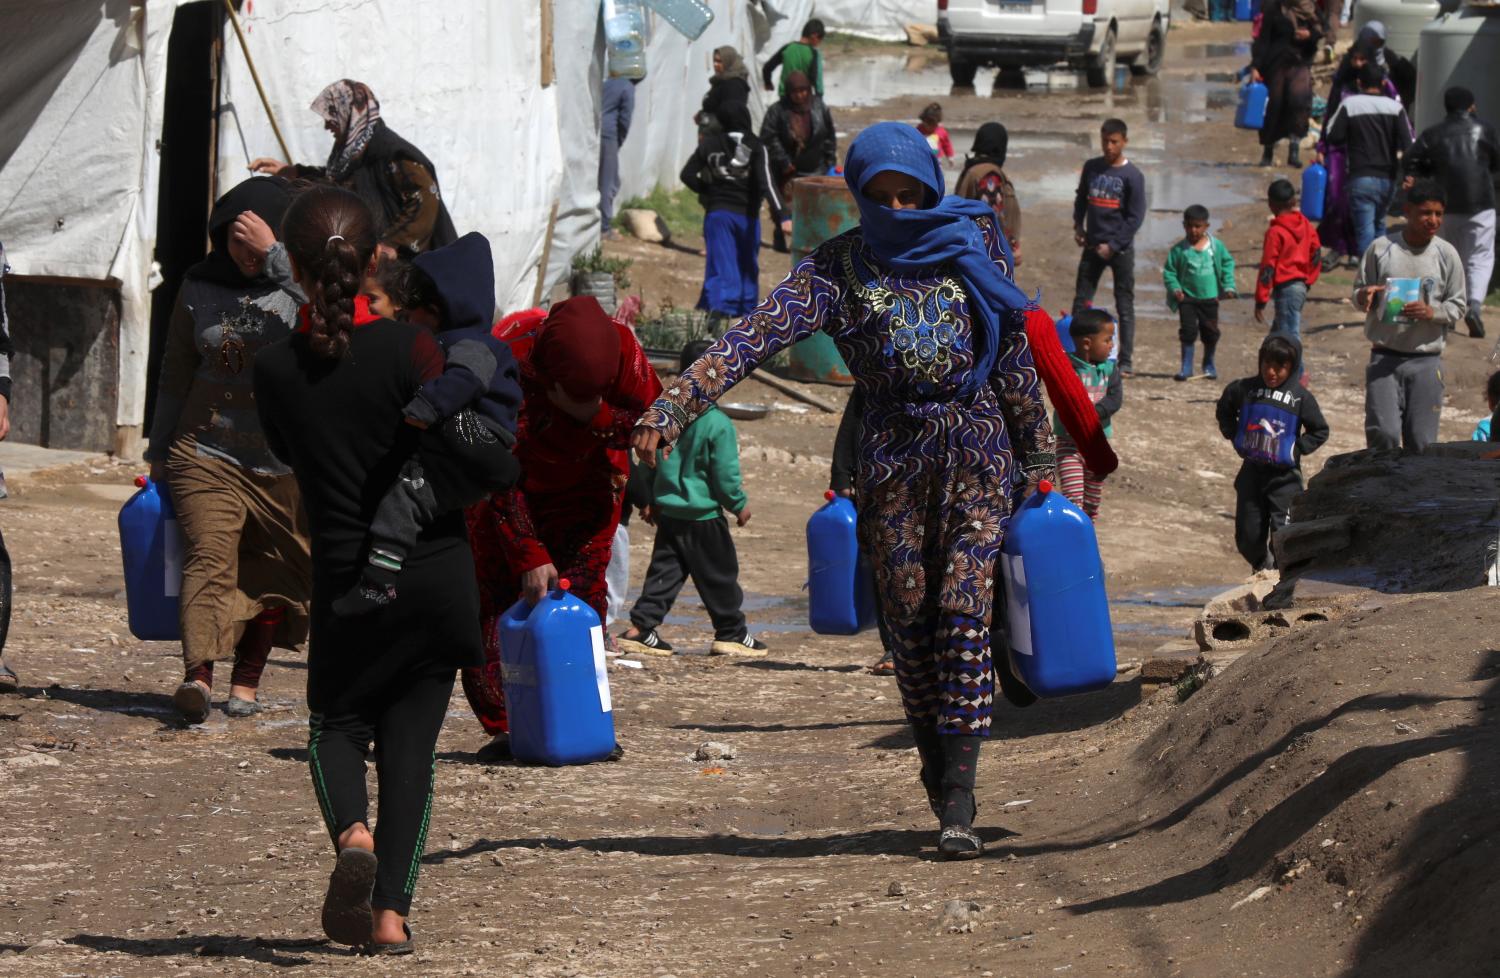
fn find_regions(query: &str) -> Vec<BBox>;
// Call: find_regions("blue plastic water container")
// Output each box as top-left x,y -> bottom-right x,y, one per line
1234,0 -> 1253,20
1053,312 -> 1076,354
118,476 -> 182,641
499,580 -> 617,765
1000,480 -> 1116,697
807,491 -> 876,634
1301,162 -> 1328,221
1235,81 -> 1268,130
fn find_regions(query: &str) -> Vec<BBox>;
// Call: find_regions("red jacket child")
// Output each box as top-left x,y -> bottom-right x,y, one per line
1255,209 -> 1322,309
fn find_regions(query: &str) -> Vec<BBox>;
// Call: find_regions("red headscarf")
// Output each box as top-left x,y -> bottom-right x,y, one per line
531,297 -> 623,399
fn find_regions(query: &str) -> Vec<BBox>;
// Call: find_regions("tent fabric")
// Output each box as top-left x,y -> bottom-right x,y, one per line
0,0 -> 177,427
216,0 -> 563,313
543,1 -> 605,299
810,0 -> 932,40
615,2 -> 768,203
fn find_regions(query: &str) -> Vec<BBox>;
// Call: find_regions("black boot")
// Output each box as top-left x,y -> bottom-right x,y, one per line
938,734 -> 983,860
911,723 -> 944,818
1258,145 -> 1275,168
1287,143 -> 1302,169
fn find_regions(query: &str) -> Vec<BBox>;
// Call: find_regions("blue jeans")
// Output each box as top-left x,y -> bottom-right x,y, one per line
1272,280 -> 1307,340
1348,175 -> 1393,260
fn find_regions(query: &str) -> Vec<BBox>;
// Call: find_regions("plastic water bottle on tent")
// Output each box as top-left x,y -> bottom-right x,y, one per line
118,476 -> 182,641
806,491 -> 876,635
603,0 -> 649,80
1000,480 -> 1116,697
499,579 -> 618,765
1301,161 -> 1328,221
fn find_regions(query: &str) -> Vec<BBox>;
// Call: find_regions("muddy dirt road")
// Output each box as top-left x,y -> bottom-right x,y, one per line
1,20 -> 1497,978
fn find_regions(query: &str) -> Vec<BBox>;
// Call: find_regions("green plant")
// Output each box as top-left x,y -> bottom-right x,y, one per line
1175,659 -> 1215,703
571,247 -> 633,290
635,299 -> 716,354
613,185 -> 704,239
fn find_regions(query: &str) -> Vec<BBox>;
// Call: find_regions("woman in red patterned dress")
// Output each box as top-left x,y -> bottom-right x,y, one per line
462,297 -> 661,758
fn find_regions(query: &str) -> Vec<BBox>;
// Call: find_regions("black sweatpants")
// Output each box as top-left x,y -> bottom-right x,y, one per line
308,660 -> 455,915
1177,298 -> 1221,350
1073,245 -> 1136,369
1233,462 -> 1302,571
629,514 -> 746,641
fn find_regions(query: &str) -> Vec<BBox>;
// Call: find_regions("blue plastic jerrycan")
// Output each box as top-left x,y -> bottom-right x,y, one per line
499,579 -> 617,765
807,491 -> 877,635
118,476 -> 182,641
1235,0 -> 1254,20
1000,480 -> 1116,697
1235,81 -> 1268,130
1053,311 -> 1076,354
1301,162 -> 1328,221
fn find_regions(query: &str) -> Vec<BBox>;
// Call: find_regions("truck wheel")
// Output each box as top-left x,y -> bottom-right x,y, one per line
949,56 -> 979,88
1131,20 -> 1165,76
1085,26 -> 1117,88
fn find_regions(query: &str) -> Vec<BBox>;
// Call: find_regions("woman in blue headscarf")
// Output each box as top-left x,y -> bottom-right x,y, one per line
631,122 -> 1055,859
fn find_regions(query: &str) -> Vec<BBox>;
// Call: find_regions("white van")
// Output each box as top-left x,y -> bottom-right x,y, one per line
937,0 -> 1170,88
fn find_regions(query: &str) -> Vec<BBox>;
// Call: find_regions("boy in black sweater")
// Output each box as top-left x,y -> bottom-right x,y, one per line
1073,118 -> 1147,374
1215,335 -> 1330,571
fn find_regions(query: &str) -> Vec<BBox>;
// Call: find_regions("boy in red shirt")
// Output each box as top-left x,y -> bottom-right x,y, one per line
1254,178 -> 1322,342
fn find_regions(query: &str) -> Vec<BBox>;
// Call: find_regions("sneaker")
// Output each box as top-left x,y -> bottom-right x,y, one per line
616,627 -> 674,657
711,633 -> 769,657
224,695 -> 263,719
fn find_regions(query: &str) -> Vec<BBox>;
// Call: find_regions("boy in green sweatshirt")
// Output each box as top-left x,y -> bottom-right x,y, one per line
616,341 -> 768,658
1163,204 -> 1237,382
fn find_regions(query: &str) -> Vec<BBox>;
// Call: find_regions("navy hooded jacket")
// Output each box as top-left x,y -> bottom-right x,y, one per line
405,232 -> 522,443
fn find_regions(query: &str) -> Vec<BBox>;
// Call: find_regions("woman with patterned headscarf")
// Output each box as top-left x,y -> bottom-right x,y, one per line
633,123 -> 1115,860
252,80 -> 457,254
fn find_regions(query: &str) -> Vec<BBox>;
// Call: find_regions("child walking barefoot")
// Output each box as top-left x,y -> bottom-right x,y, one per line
633,123 -> 1058,859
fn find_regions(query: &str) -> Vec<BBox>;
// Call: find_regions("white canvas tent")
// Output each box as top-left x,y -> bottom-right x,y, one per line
0,0 -> 780,450
808,0 -> 930,40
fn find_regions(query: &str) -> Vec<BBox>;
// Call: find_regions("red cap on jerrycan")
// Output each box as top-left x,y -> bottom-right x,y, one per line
824,490 -> 835,501
1038,479 -> 1053,494
558,578 -> 571,591
134,476 -> 147,488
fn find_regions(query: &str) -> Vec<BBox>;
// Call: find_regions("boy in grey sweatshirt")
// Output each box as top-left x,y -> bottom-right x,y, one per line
1353,181 -> 1468,450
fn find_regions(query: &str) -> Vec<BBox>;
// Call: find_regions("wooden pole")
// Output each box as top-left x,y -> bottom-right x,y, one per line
532,201 -> 561,307
221,0 -> 292,162
540,0 -> 555,87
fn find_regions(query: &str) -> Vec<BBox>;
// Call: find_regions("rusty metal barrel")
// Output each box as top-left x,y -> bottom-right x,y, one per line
785,175 -> 857,385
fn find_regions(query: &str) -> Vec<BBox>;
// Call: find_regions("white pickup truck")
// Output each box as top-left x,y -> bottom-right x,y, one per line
937,0 -> 1170,88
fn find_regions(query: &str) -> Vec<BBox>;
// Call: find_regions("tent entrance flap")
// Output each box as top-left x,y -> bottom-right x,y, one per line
145,0 -> 223,434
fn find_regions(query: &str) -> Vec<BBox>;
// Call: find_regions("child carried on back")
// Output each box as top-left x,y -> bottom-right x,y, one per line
336,232 -> 523,616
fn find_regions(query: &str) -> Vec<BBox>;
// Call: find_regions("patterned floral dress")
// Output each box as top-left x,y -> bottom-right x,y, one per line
639,216 -> 1053,736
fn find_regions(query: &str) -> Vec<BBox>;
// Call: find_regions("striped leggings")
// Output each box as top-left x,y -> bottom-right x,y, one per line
1057,447 -> 1103,519
307,664 -> 454,915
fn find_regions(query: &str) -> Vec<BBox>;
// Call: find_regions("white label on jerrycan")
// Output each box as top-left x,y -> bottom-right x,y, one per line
1001,553 -> 1034,656
589,625 -> 613,713
162,518 -> 184,598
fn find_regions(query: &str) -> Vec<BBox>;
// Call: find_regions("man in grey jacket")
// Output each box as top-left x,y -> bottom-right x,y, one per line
1354,181 -> 1467,451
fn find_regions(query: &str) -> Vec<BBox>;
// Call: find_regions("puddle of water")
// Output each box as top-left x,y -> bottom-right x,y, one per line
1112,584 -> 1234,608
1179,41 -> 1252,59
1113,621 -> 1186,637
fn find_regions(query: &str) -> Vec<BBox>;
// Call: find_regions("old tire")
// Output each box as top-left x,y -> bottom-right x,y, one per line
1131,20 -> 1165,76
1085,26 -> 1117,88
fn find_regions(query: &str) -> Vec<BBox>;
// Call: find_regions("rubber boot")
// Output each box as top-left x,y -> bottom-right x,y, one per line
1202,334 -> 1219,380
1287,143 -> 1302,169
1174,342 -> 1194,382
911,723 -> 944,818
938,734 -> 983,860
1258,144 -> 1275,168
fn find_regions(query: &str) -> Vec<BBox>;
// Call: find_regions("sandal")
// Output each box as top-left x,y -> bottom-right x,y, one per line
361,922 -> 414,956
0,658 -> 17,692
172,680 -> 211,724
869,653 -> 895,676
321,848 -> 378,947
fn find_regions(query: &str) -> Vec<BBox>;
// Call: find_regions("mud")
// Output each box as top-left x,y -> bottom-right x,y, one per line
1,19 -> 1497,978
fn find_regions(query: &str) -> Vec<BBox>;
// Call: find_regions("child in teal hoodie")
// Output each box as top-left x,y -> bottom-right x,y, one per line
616,341 -> 767,658
1163,204 -> 1237,382
1057,310 -> 1122,519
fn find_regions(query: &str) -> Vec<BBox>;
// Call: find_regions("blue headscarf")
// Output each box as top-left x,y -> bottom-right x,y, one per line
842,122 -> 1032,391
